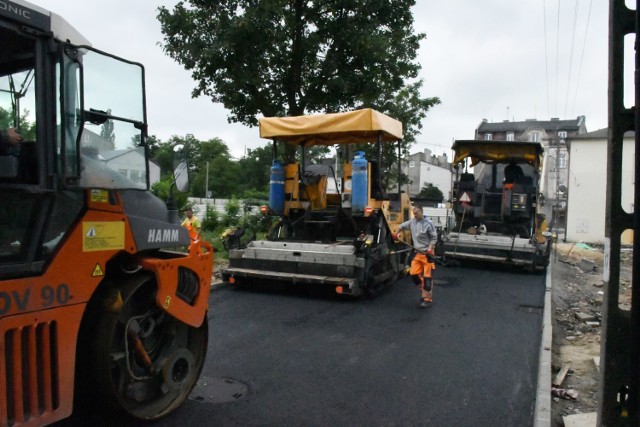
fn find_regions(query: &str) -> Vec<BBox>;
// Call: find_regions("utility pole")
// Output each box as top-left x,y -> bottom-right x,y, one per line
557,137 -> 565,240
555,137 -> 560,237
205,161 -> 209,199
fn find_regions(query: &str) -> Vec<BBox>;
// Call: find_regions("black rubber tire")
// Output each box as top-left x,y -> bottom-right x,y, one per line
77,275 -> 208,421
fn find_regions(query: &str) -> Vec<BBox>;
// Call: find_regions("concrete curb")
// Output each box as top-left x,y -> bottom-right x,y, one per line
534,265 -> 553,427
211,280 -> 226,290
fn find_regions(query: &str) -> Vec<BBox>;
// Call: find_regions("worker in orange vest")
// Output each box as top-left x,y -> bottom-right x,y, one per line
181,207 -> 202,241
393,206 -> 437,308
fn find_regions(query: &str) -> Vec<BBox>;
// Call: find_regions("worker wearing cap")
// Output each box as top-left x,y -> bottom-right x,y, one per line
393,206 -> 437,308
181,207 -> 202,241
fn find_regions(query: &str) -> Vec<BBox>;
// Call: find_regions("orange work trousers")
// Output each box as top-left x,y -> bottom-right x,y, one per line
410,253 -> 435,301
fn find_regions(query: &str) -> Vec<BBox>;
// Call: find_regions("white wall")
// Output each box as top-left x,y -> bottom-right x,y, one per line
149,162 -> 160,186
567,137 -> 634,243
187,197 -> 261,217
415,163 -> 452,200
105,149 -> 148,185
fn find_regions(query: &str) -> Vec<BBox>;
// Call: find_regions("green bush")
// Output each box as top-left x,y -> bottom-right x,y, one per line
202,229 -> 227,257
222,197 -> 241,226
240,209 -> 271,232
151,177 -> 191,211
202,204 -> 220,231
240,189 -> 269,201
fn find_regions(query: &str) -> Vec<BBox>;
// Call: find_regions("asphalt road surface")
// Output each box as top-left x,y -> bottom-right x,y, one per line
65,262 -> 546,426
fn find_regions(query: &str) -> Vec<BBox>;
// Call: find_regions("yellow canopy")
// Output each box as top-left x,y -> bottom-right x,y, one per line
259,108 -> 403,147
451,140 -> 543,166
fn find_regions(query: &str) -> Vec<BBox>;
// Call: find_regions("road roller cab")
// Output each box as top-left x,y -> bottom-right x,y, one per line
0,1 -> 213,425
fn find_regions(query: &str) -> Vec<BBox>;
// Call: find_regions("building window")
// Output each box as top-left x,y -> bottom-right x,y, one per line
558,131 -> 567,139
409,161 -> 415,168
484,133 -> 493,140
130,170 -> 146,183
506,132 -> 514,141
530,131 -> 541,142
558,152 -> 567,168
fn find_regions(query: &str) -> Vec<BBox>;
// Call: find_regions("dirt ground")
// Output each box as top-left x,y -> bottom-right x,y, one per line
550,242 -> 632,426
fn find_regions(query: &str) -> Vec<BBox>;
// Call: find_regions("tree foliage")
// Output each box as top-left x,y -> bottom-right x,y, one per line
100,109 -> 115,142
235,145 -> 272,196
158,0 -> 440,163
150,176 -> 189,208
148,133 -> 254,198
0,107 -> 36,141
418,182 -> 444,202
358,80 -> 440,190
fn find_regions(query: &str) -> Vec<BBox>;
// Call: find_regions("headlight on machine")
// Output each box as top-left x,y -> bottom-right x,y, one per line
511,193 -> 527,210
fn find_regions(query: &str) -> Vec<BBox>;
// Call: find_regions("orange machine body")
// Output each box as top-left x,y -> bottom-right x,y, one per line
0,193 -> 212,427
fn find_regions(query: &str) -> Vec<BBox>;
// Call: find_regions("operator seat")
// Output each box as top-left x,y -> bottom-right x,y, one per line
458,173 -> 476,191
0,143 -> 37,184
369,159 -> 386,200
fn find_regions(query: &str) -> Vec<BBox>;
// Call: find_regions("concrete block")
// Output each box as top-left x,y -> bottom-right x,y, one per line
578,258 -> 597,273
563,412 -> 597,427
575,312 -> 596,322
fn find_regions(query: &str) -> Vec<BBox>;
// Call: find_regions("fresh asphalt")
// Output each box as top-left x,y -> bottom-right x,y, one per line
61,262 -> 546,426
159,262 -> 546,426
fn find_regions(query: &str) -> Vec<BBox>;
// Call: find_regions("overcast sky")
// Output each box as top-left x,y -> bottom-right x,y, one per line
40,0 -> 612,158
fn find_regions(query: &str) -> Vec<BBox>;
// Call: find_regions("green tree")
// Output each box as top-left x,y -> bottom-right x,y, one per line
144,136 -> 183,181
194,155 -> 240,198
418,183 -> 443,202
202,204 -> 220,231
235,145 -> 272,195
222,197 -> 241,226
151,176 -> 189,208
100,109 -> 115,142
145,135 -> 176,176
192,136 -> 231,168
359,80 -> 440,190
0,107 -> 36,141
148,134 -> 237,198
158,0 -> 439,162
132,133 -> 161,150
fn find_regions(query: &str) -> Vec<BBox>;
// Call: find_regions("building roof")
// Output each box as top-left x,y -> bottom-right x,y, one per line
568,128 -> 635,139
98,148 -> 143,162
477,116 -> 585,133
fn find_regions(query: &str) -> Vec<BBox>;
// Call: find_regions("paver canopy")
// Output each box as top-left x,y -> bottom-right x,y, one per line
259,108 -> 403,147
451,140 -> 544,167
